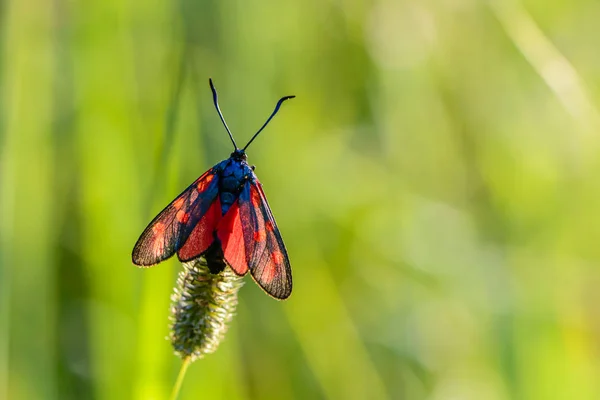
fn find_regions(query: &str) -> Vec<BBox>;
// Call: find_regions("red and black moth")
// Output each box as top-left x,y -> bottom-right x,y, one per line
132,79 -> 294,299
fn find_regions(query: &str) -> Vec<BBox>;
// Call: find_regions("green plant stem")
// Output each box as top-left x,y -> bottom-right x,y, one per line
169,356 -> 191,400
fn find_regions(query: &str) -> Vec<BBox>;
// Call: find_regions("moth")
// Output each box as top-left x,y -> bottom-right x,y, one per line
132,79 -> 294,299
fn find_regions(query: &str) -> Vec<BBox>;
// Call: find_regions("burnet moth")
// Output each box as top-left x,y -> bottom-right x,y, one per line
132,79 -> 294,299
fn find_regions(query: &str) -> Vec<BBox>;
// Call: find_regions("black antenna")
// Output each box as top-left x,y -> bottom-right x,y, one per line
242,95 -> 295,151
209,78 -> 238,150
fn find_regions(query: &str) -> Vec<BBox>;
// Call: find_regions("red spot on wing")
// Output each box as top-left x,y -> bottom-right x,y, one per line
218,201 -> 248,275
177,198 -> 221,262
271,250 -> 284,265
265,220 -> 274,232
250,187 -> 261,207
152,222 -> 165,235
198,174 -> 214,191
254,237 -> 283,286
260,262 -> 278,285
173,197 -> 185,209
176,210 -> 189,223
148,223 -> 168,256
253,230 -> 266,242
151,238 -> 165,257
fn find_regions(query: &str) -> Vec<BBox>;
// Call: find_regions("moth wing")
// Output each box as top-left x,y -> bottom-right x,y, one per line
217,199 -> 249,276
237,180 -> 292,299
177,197 -> 222,262
132,169 -> 220,266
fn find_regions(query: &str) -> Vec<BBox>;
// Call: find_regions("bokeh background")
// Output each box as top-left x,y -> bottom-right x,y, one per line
2,0 -> 600,399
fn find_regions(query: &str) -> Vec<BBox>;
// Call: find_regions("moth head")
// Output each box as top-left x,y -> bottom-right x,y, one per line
230,149 -> 247,161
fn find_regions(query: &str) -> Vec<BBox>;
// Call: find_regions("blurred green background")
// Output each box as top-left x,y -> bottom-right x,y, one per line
2,0 -> 600,399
